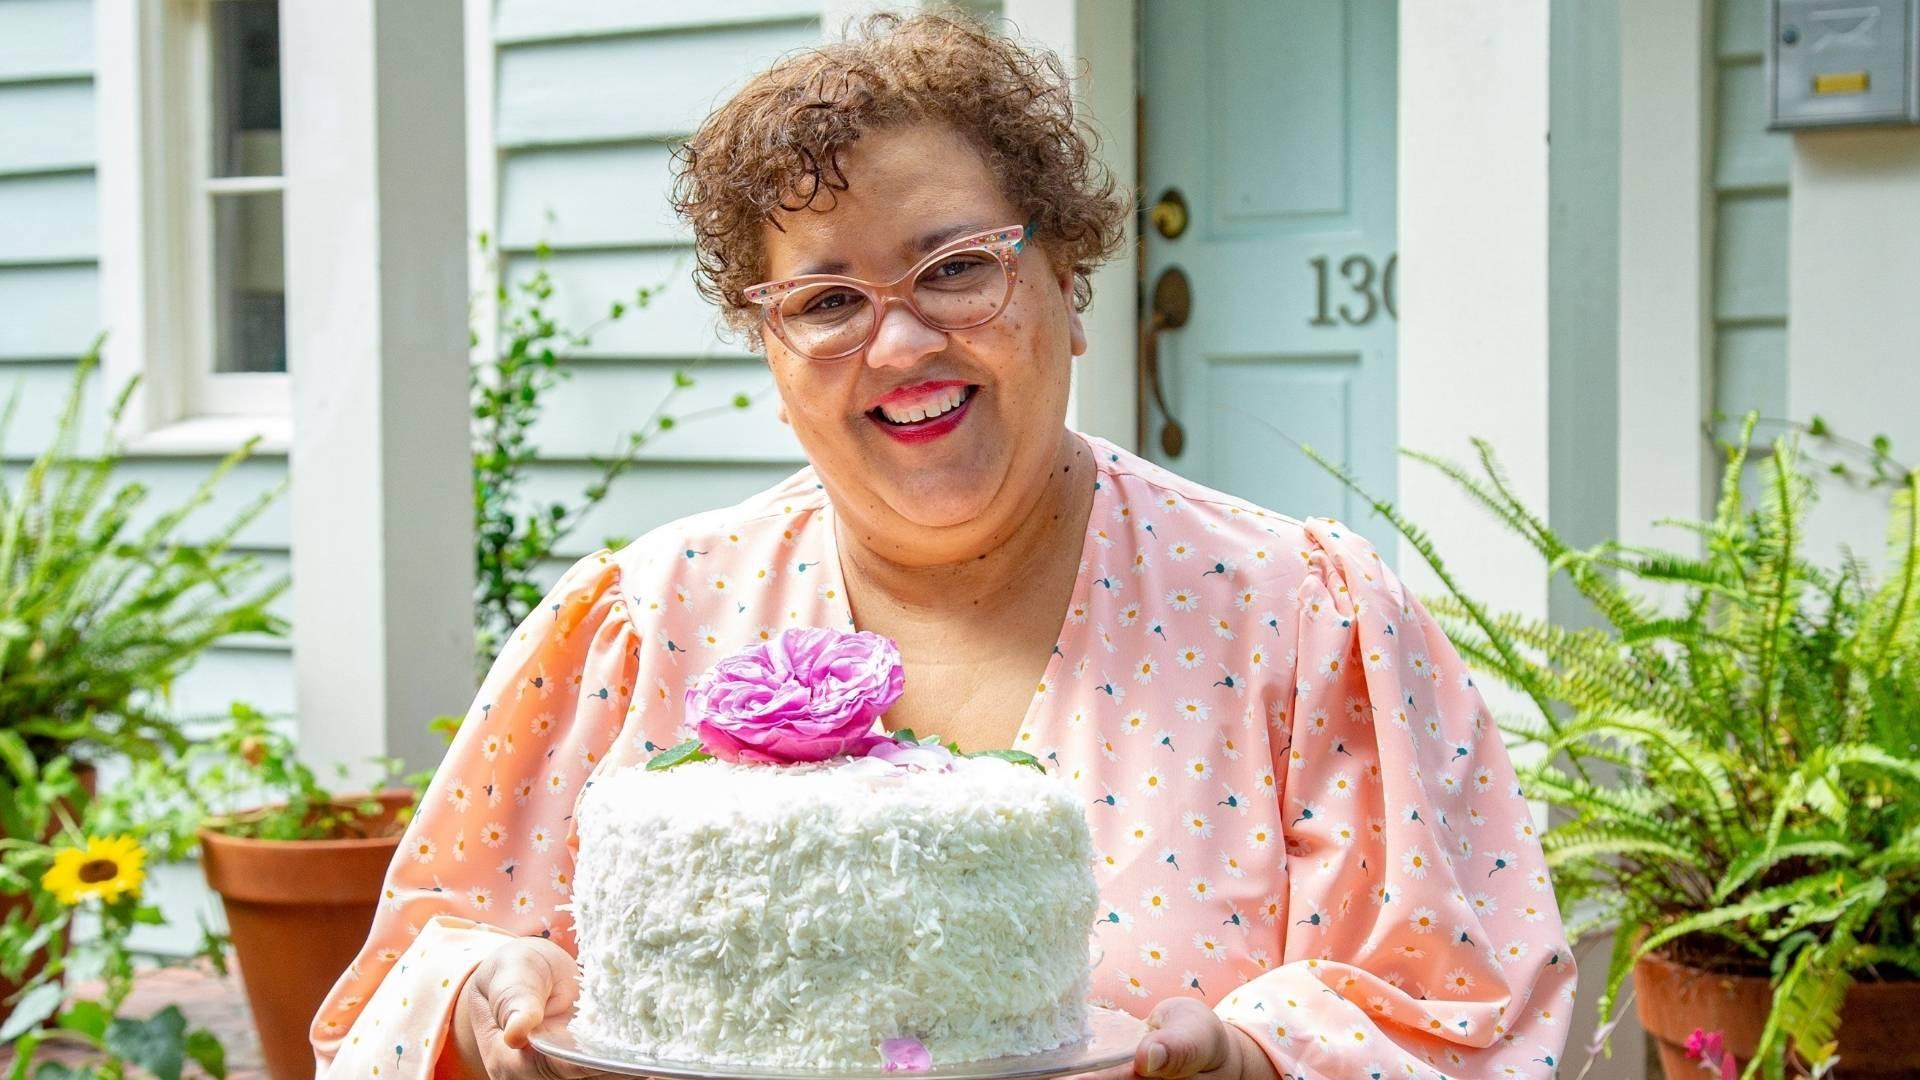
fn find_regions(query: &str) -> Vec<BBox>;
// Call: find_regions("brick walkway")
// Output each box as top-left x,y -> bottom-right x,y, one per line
0,961 -> 265,1080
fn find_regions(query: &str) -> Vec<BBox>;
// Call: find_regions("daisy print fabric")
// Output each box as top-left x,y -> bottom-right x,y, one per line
312,433 -> 1576,1080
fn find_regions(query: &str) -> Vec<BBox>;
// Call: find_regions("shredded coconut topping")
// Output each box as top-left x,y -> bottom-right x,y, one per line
570,756 -> 1099,1067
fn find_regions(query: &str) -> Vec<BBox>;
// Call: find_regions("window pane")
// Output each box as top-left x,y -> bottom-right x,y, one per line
212,0 -> 282,178
213,191 -> 287,374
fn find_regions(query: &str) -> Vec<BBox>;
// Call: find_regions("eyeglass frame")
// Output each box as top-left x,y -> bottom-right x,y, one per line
741,220 -> 1033,361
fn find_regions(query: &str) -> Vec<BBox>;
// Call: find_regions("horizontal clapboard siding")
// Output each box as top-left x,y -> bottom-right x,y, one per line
499,142 -> 682,249
487,3 -> 822,586
0,0 -> 93,83
0,172 -> 98,262
504,249 -> 755,358
0,360 -> 108,455
495,21 -> 815,148
493,0 -> 821,44
0,264 -> 98,359
0,79 -> 95,176
527,359 -> 792,462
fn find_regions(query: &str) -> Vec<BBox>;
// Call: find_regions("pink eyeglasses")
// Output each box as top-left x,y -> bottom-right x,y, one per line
742,223 -> 1029,361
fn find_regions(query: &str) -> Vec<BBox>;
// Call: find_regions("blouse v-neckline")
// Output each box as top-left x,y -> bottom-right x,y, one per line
816,433 -> 1107,752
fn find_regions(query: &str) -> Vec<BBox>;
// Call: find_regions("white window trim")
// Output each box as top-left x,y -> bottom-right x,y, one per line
93,0 -> 290,456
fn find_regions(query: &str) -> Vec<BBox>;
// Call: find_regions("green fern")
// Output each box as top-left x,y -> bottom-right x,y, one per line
0,347 -> 286,771
1301,414 -> 1920,1076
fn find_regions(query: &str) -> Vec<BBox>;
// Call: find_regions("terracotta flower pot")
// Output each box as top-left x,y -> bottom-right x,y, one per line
1635,952 -> 1920,1078
0,764 -> 97,1029
199,790 -> 413,1080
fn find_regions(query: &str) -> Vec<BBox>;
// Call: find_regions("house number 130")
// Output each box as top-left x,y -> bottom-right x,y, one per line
1309,254 -> 1397,326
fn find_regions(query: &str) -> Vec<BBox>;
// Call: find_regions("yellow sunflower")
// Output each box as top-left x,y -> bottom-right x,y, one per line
41,835 -> 146,906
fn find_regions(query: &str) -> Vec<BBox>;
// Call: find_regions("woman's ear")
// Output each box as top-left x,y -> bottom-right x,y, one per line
1058,268 -> 1088,358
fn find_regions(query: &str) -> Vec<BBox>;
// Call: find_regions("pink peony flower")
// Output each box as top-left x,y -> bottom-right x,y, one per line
687,628 -> 904,764
881,1038 -> 931,1072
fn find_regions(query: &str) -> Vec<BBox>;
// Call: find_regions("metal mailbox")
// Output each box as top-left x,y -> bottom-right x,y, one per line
1768,0 -> 1920,128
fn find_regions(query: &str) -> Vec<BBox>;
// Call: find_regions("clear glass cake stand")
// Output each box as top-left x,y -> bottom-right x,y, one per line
531,1006 -> 1148,1080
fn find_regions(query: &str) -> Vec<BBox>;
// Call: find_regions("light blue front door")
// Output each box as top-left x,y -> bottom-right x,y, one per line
1141,1 -> 1398,536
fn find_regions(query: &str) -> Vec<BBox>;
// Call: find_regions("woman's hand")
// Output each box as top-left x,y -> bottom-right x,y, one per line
1068,999 -> 1279,1080
442,936 -> 611,1080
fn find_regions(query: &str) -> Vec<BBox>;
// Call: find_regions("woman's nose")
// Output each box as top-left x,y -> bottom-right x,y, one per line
862,297 -> 947,370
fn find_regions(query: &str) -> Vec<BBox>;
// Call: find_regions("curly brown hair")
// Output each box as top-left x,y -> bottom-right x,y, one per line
668,9 -> 1133,351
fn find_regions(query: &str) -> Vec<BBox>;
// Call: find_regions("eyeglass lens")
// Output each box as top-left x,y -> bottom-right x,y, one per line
775,248 -> 1014,359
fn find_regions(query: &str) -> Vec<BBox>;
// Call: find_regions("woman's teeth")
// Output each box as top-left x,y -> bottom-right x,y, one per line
876,386 -> 971,424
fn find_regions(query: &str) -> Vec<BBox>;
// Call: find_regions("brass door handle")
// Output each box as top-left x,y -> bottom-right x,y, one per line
1139,266 -> 1192,457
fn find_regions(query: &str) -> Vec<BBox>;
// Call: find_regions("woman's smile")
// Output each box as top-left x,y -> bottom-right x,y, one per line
867,381 -> 979,443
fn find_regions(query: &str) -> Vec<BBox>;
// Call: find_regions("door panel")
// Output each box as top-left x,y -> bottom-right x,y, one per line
1141,0 -> 1397,539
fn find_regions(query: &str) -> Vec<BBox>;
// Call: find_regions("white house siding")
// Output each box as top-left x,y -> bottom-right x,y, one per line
1711,0 -> 1792,430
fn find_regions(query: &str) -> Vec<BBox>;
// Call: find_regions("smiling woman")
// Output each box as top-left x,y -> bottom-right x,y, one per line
312,12 -> 1575,1080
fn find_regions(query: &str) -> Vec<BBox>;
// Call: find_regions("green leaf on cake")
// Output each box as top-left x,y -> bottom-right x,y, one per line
645,739 -> 714,771
892,729 -> 917,744
965,749 -> 1047,773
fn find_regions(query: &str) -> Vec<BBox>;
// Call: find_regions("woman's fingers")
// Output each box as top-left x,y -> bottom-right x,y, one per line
448,938 -> 611,1080
481,951 -> 553,1047
1065,999 -> 1237,1080
1136,999 -> 1234,1079
478,938 -> 581,1048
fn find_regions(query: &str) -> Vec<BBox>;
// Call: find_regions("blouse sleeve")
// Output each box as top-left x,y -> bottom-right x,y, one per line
312,550 -> 642,1080
1213,519 -> 1577,1079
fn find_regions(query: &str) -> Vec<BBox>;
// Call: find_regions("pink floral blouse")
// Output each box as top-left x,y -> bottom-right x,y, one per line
313,433 -> 1576,1080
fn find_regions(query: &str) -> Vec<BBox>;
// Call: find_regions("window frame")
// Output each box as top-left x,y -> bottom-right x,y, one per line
94,0 -> 291,453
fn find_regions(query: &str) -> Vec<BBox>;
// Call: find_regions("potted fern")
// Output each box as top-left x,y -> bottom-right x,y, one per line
0,345 -> 286,1025
1307,417 -> 1919,1079
0,346 -> 285,774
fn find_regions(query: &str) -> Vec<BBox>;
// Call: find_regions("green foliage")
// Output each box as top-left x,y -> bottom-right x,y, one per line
4,696 -> 415,1079
88,703 -> 412,847
643,739 -> 714,771
0,344 -> 287,812
1304,416 -> 1920,1079
0,751 -> 224,1080
467,234 -> 755,677
0,339 -> 283,1080
962,748 -> 1048,772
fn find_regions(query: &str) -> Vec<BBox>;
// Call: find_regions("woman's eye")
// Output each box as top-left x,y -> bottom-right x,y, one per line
801,289 -> 860,315
924,254 -> 990,283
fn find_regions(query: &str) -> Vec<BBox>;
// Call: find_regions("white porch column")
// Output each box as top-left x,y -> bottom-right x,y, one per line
282,0 -> 475,775
1396,3 -> 1551,622
1617,0 -> 1715,559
